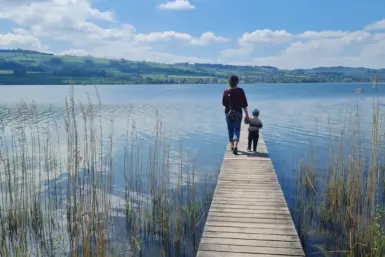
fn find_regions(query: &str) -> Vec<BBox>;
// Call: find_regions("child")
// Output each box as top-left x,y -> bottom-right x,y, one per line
245,108 -> 263,152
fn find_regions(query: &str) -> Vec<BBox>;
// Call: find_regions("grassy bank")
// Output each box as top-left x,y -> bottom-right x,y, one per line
0,86 -> 218,256
293,93 -> 385,256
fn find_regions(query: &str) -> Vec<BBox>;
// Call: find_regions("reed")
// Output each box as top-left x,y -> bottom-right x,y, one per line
0,85 -> 219,256
294,93 -> 385,256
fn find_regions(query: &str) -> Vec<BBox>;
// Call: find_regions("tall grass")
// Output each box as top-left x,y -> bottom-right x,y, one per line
0,85 -> 218,256
294,93 -> 385,256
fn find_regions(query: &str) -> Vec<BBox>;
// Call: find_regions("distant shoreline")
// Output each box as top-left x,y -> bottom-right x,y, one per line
1,81 -> 383,86
1,49 -> 384,86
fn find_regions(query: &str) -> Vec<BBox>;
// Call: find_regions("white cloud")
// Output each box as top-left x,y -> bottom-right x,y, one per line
0,0 -> 49,7
239,29 -> 293,45
136,31 -> 192,43
0,0 -> 197,63
251,31 -> 372,69
365,18 -> 385,31
61,44 -> 210,64
0,32 -> 43,49
136,31 -> 229,46
0,0 -> 114,25
190,32 -> 230,46
359,39 -> 385,67
297,30 -> 349,39
59,48 -> 90,56
158,0 -> 195,10
373,33 -> 385,41
220,47 -> 253,58
0,0 -> 136,47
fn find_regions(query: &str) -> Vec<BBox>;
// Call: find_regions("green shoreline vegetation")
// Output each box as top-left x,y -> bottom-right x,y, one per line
0,49 -> 384,85
0,85 -> 218,256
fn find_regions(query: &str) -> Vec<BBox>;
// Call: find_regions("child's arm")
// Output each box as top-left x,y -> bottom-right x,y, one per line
257,119 -> 263,129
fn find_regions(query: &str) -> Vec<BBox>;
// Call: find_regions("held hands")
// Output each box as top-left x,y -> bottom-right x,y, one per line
244,115 -> 250,124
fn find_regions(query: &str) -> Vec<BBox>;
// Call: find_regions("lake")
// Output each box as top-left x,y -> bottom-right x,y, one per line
0,82 -> 383,256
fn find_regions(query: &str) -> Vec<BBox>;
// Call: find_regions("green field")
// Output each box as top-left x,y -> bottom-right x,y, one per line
0,49 -> 384,85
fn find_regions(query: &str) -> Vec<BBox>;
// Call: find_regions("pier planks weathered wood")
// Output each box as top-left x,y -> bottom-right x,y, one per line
196,123 -> 304,257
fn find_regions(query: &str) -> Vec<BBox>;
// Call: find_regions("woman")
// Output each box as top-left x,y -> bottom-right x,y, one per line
222,75 -> 249,155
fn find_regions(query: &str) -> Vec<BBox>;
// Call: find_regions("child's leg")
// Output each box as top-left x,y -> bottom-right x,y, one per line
253,131 -> 259,151
247,132 -> 252,150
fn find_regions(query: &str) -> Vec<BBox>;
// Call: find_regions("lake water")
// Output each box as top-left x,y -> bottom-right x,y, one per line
1,82 -> 384,255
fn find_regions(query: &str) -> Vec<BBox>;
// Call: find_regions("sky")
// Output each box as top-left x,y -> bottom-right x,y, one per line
0,0 -> 385,69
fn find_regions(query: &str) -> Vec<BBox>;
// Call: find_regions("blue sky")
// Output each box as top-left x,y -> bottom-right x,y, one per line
0,0 -> 385,68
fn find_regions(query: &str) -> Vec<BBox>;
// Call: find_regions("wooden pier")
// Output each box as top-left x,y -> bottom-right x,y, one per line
197,123 -> 305,257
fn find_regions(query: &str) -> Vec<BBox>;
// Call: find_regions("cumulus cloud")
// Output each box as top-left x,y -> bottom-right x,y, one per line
158,0 -> 195,10
190,32 -> 230,46
251,31 -> 372,69
373,33 -> 385,41
0,0 -> 114,25
296,30 -> 349,39
59,48 -> 91,56
239,29 -> 293,45
220,47 -> 253,58
0,32 -> 44,49
136,31 -> 193,43
0,0 -> 49,7
365,18 -> 385,31
136,31 -> 229,46
0,0 -> 193,63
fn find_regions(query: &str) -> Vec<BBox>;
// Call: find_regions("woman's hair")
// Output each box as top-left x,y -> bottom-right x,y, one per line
228,75 -> 239,88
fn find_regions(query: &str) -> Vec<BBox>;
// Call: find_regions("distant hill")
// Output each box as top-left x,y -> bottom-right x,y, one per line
0,49 -> 384,85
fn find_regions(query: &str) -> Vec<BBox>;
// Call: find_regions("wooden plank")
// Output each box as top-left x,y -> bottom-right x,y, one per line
199,244 -> 304,256
203,226 -> 298,236
216,187 -> 281,190
206,216 -> 295,224
197,124 -> 304,256
211,200 -> 288,205
213,192 -> 284,197
205,221 -> 295,230
207,211 -> 293,219
197,251 -> 283,257
211,196 -> 286,202
210,205 -> 289,211
200,237 -> 303,249
216,184 -> 281,188
202,231 -> 300,242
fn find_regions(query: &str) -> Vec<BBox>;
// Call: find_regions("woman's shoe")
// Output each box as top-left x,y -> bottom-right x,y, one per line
233,147 -> 238,155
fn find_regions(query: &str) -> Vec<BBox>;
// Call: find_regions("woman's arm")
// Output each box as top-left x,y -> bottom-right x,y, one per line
241,89 -> 249,118
243,107 -> 249,118
222,90 -> 227,107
